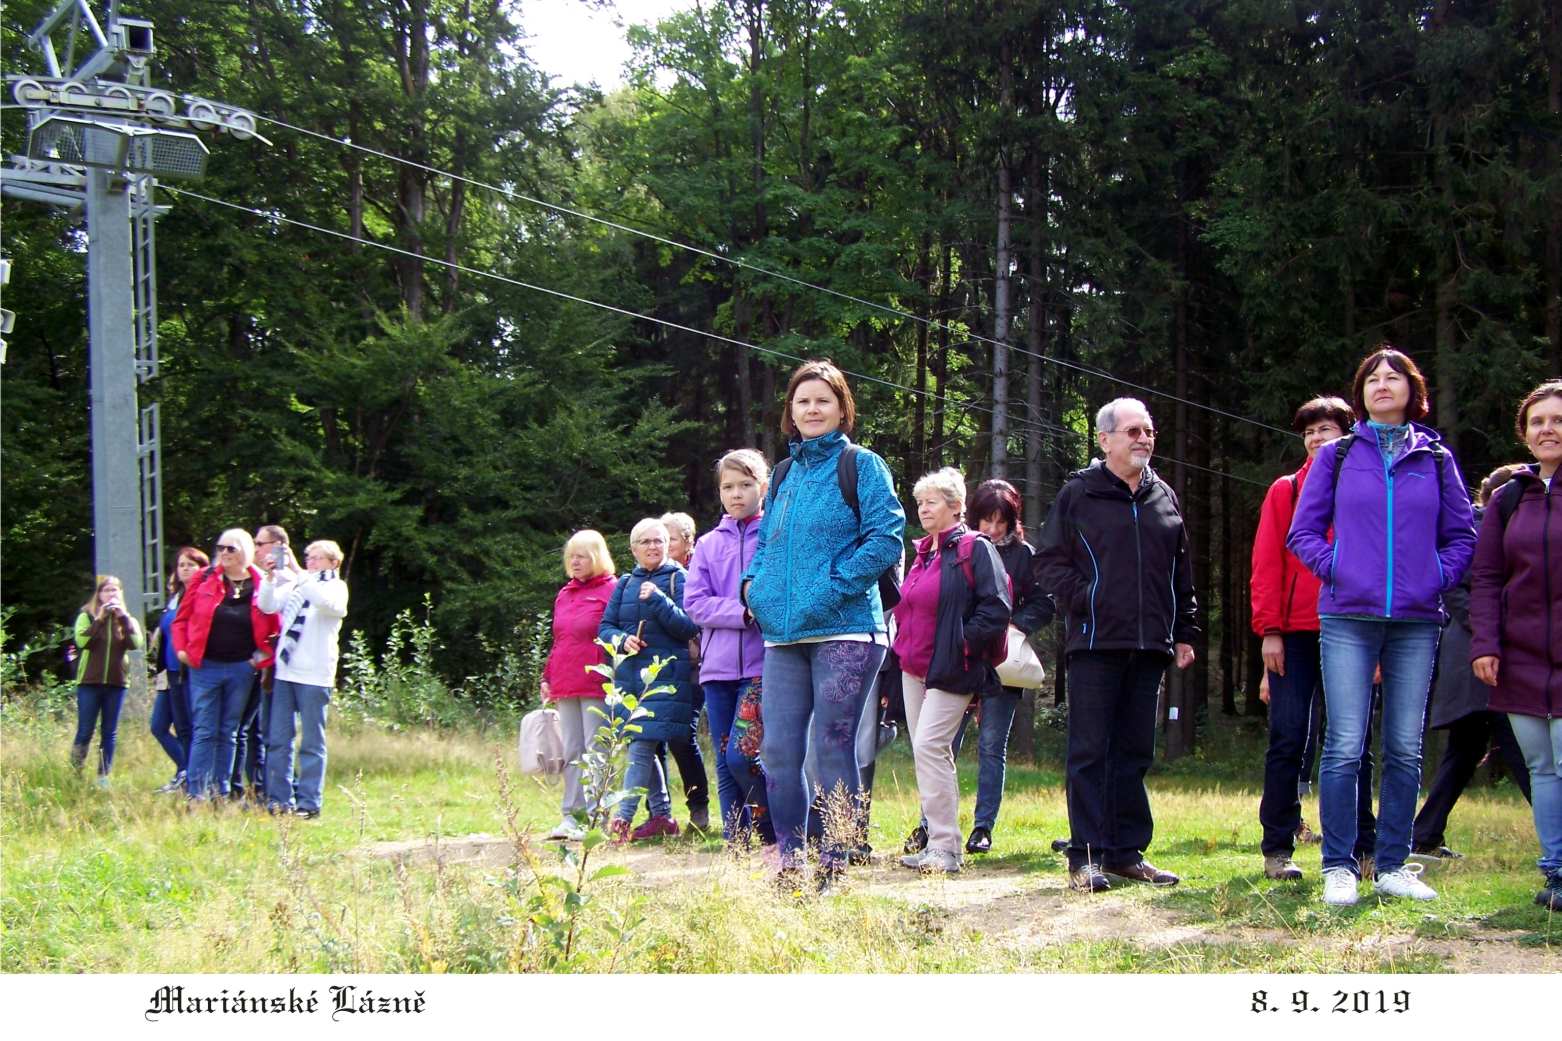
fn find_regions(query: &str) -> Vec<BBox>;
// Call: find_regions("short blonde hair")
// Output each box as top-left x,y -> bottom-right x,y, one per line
305,540 -> 344,567
912,467 -> 966,510
563,529 -> 615,578
660,512 -> 696,544
716,448 -> 769,489
218,527 -> 256,568
629,518 -> 670,549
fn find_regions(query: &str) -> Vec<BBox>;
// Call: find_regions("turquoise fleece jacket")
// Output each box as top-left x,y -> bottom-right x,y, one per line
742,430 -> 906,642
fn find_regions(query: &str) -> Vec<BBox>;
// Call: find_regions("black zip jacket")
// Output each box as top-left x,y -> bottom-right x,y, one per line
995,537 -> 1055,636
919,526 -> 1013,697
1033,460 -> 1200,656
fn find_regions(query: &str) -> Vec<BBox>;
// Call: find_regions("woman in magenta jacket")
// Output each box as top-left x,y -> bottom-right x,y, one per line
541,530 -> 618,841
1287,348 -> 1476,906
1469,380 -> 1562,912
685,448 -> 772,846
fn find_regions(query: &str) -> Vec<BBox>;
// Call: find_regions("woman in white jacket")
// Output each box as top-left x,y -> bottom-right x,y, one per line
259,539 -> 349,818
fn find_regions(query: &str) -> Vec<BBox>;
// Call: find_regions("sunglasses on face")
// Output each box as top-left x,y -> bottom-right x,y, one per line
1112,425 -> 1156,440
216,544 -> 238,554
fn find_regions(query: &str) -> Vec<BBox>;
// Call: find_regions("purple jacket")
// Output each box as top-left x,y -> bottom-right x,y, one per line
1287,421 -> 1476,623
1469,467 -> 1562,718
684,513 -> 765,681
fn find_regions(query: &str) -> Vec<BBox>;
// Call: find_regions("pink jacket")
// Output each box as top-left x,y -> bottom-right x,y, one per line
542,573 -> 616,699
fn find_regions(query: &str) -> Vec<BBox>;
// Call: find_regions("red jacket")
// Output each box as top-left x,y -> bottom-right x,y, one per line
171,564 -> 281,670
542,573 -> 616,699
1250,456 -> 1324,636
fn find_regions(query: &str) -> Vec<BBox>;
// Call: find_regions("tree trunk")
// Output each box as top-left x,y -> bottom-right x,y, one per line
1546,0 -> 1562,372
990,38 -> 1014,478
1025,148 -> 1047,534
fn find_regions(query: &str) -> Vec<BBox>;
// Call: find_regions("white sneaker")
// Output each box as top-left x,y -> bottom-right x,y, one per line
1322,867 -> 1359,906
916,848 -> 962,874
1374,863 -> 1437,901
545,818 -> 586,842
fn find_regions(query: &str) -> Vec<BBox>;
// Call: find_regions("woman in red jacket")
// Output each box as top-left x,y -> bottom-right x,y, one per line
1470,380 -> 1562,912
541,530 -> 618,841
1252,396 -> 1376,882
173,528 -> 280,802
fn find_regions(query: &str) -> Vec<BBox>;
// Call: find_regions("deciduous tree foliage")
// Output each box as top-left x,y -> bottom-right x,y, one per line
4,1 -> 1557,743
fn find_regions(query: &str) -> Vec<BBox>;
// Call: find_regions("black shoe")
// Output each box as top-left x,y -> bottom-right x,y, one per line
847,844 -> 876,866
1411,844 -> 1463,860
1069,863 -> 1110,893
815,867 -> 845,897
688,806 -> 711,832
1050,838 -> 1070,853
1536,870 -> 1562,912
292,807 -> 320,819
773,867 -> 807,895
903,824 -> 928,854
1104,859 -> 1180,886
965,826 -> 992,855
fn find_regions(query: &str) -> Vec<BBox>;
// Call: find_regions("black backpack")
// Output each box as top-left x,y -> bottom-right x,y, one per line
1330,432 -> 1447,501
770,444 -> 902,610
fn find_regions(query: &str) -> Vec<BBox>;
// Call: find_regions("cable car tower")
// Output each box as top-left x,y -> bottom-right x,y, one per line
2,0 -> 267,617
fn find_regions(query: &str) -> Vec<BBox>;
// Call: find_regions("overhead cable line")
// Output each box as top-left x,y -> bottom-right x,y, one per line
241,108 -> 1293,438
159,184 -> 1269,490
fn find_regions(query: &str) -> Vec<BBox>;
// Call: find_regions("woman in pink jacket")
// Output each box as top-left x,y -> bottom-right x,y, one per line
541,530 -> 618,841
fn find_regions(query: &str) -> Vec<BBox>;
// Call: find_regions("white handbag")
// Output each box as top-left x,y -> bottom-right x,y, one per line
995,626 -> 1045,688
518,707 -> 565,776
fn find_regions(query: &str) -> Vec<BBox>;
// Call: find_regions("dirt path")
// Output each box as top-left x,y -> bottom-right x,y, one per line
364,834 -> 1559,973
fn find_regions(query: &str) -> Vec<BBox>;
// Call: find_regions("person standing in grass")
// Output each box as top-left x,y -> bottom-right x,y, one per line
1470,380 -> 1562,913
893,468 -> 1011,875
70,574 -> 144,784
149,547 -> 209,792
174,529 -> 280,802
658,510 -> 712,832
540,529 -> 619,842
1288,347 -> 1477,906
600,518 -> 701,843
1035,397 -> 1198,894
259,539 -> 349,819
684,450 -> 774,847
1251,396 -> 1381,882
741,359 -> 905,894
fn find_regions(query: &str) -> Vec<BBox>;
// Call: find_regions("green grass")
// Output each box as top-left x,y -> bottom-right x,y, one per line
2,704 -> 1556,973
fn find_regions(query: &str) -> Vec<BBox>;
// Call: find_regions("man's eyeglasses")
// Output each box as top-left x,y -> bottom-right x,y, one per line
633,538 -> 667,546
1110,425 -> 1156,440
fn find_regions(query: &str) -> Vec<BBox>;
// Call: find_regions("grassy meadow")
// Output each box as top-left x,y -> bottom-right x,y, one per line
2,704 -> 1556,974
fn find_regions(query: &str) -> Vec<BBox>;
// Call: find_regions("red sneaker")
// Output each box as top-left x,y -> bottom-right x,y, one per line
608,817 -> 632,844
630,816 -> 680,841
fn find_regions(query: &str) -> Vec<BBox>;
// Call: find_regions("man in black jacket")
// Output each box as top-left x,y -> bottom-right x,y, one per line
1035,398 -> 1199,893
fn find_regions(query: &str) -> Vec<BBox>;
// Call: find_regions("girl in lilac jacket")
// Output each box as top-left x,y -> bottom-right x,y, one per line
684,448 -> 774,846
1287,348 -> 1476,907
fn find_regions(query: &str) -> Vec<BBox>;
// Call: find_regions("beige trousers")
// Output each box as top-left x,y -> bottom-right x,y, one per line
902,674 -> 974,854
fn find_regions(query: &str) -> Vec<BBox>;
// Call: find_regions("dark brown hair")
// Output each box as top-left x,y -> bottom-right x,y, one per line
1515,380 -> 1562,442
967,478 -> 1024,542
166,546 -> 211,597
780,358 -> 856,438
1350,346 -> 1429,423
1477,463 -> 1531,508
1292,396 -> 1354,434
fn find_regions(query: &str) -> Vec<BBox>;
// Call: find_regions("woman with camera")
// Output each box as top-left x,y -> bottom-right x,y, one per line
69,574 -> 144,784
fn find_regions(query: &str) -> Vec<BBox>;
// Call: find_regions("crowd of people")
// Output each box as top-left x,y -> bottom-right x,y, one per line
68,523 -> 349,819
65,352 -> 1558,915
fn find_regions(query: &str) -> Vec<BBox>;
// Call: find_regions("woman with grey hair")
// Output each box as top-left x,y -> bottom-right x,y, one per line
260,539 -> 349,818
892,468 -> 1011,873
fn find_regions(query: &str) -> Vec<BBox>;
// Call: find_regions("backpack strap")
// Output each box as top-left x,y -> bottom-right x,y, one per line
1496,476 -> 1524,528
837,444 -> 861,522
955,534 -> 977,589
1329,433 -> 1357,500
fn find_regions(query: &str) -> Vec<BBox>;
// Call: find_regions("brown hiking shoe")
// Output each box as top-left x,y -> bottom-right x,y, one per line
1104,860 -> 1180,886
1295,819 -> 1321,844
1069,863 -> 1110,893
1264,854 -> 1303,880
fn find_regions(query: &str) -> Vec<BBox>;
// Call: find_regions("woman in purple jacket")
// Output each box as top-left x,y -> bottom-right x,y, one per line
1288,347 -> 1477,906
1470,380 -> 1562,912
685,449 -> 774,847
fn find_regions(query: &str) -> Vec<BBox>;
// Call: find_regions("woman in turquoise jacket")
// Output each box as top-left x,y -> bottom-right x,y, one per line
742,359 -> 906,892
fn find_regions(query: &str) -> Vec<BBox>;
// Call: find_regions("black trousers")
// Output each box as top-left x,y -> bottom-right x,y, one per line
1412,710 -> 1532,848
656,684 -> 709,814
1064,650 -> 1168,870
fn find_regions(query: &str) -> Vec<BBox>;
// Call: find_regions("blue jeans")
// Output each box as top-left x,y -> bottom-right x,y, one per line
149,674 -> 192,773
72,684 -> 126,776
705,679 -> 771,839
617,738 -> 671,822
266,680 -> 331,812
951,688 -> 1021,832
1508,714 -> 1562,874
186,659 -> 258,799
1318,618 -> 1439,877
760,640 -> 886,870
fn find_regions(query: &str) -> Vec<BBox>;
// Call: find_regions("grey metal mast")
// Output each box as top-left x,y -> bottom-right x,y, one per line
2,1 -> 268,625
